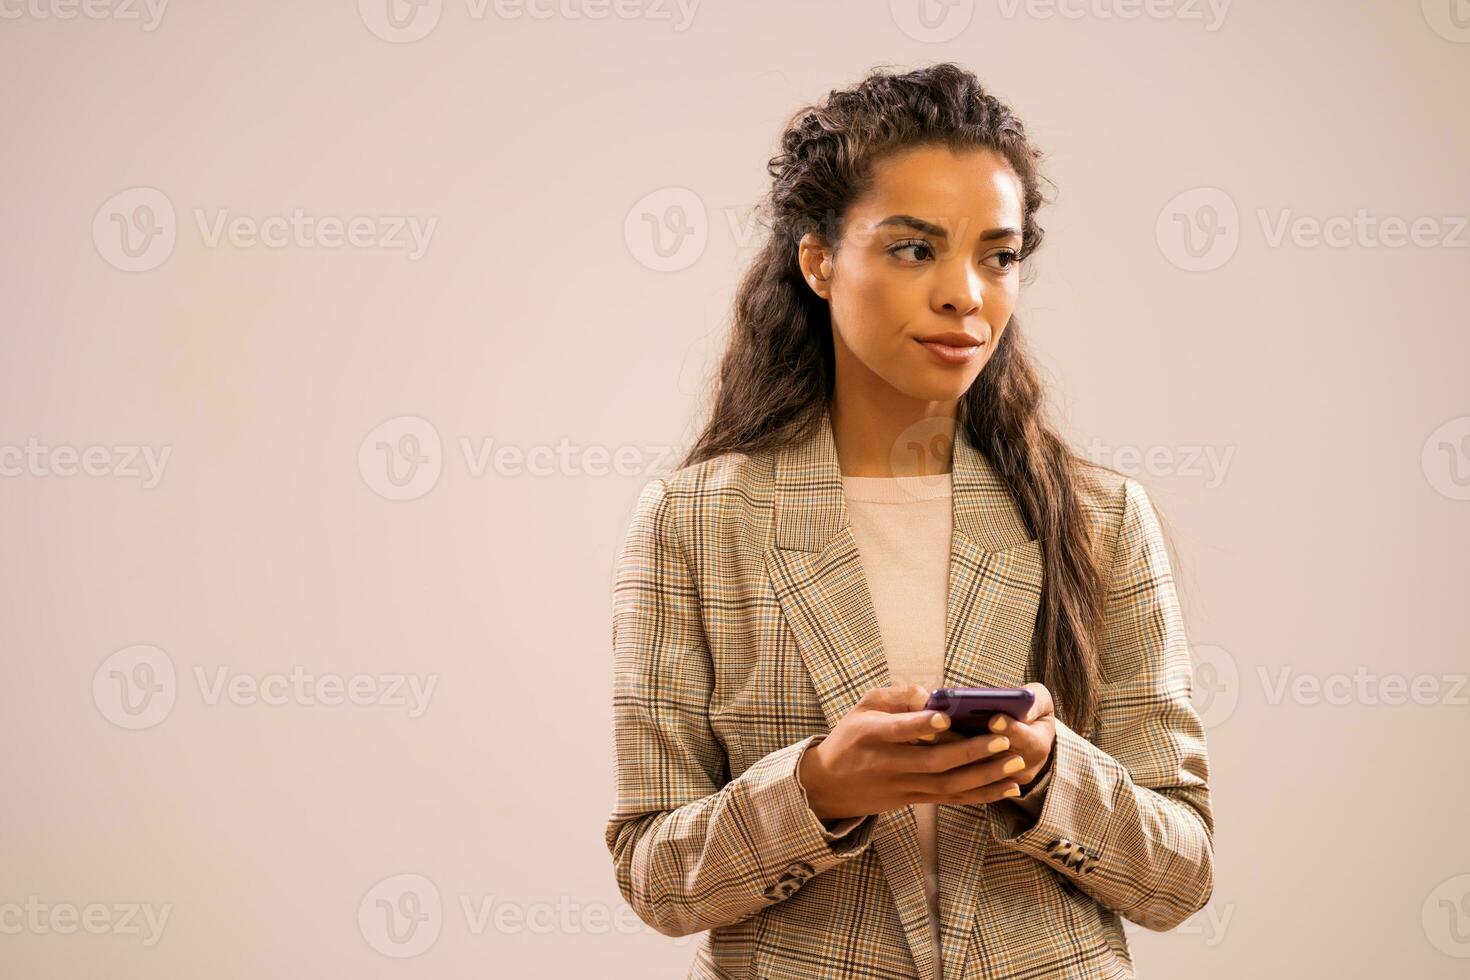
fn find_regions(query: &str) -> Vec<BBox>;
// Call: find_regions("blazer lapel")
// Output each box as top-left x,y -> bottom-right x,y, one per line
764,407 -> 1042,980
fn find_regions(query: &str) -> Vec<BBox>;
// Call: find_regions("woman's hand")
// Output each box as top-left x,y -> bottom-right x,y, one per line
798,684 -> 1028,822
981,682 -> 1057,794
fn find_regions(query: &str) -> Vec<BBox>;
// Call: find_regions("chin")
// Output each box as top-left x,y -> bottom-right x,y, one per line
894,372 -> 976,403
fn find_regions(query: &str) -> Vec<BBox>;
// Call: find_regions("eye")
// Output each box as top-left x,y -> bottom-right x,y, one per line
888,239 -> 935,262
987,250 -> 1020,271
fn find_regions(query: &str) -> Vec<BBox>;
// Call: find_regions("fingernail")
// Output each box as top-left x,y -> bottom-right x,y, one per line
991,716 -> 1008,732
930,712 -> 949,730
1002,785 -> 1021,798
987,737 -> 1008,753
1003,756 -> 1026,774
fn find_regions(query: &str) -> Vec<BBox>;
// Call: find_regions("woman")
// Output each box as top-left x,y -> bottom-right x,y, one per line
605,63 -> 1214,980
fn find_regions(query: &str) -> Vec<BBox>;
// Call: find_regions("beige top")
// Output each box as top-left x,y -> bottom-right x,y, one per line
841,471 -> 953,966
835,470 -> 1053,978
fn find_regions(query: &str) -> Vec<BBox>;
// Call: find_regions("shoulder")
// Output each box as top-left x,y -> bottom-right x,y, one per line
1070,460 -> 1164,572
659,444 -> 774,503
627,445 -> 779,557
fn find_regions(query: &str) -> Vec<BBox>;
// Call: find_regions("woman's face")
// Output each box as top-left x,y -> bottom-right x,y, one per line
800,145 -> 1025,404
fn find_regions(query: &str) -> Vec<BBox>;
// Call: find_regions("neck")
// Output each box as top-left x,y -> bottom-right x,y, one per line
829,373 -> 959,478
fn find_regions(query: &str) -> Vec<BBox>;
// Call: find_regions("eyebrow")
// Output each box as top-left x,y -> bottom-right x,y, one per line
876,215 -> 1020,241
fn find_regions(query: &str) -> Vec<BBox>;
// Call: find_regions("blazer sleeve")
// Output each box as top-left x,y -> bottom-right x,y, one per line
989,478 -> 1216,932
604,478 -> 879,938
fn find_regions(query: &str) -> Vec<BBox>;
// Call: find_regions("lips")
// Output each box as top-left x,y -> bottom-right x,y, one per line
914,331 -> 986,366
915,331 -> 984,347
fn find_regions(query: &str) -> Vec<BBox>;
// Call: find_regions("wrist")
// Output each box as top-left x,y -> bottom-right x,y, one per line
798,737 -> 836,822
1021,744 -> 1056,792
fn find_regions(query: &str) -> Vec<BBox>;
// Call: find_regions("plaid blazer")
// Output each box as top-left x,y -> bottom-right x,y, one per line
605,407 -> 1215,979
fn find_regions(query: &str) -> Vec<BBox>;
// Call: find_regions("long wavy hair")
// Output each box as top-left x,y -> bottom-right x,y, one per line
679,62 -> 1130,737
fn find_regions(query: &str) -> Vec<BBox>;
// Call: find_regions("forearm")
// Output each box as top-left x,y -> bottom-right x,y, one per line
607,733 -> 878,937
989,718 -> 1214,930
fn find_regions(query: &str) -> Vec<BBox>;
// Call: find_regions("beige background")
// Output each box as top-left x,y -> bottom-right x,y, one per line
2,1 -> 1468,977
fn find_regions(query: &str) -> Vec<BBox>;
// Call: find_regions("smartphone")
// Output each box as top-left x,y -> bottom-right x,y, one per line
923,687 -> 1035,736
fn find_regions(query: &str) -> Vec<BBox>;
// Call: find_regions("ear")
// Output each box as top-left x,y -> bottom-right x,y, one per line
797,231 -> 834,300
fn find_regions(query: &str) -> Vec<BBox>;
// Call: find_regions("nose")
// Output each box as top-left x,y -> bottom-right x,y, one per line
930,256 -> 984,317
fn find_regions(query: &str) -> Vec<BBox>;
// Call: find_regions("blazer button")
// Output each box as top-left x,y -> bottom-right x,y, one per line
763,864 -> 812,902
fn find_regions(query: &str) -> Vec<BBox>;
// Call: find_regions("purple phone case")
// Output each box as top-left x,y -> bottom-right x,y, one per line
923,687 -> 1035,735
